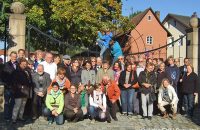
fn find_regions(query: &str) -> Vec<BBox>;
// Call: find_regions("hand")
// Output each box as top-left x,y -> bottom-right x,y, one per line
111,99 -> 116,103
73,108 -> 78,113
52,110 -> 56,115
180,79 -> 183,82
124,84 -> 129,88
54,111 -> 58,117
127,84 -> 131,88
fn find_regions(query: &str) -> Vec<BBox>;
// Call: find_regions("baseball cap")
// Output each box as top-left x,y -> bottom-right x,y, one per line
63,55 -> 71,60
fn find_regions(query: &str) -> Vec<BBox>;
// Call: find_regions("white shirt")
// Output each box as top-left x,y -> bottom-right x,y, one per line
40,61 -> 57,80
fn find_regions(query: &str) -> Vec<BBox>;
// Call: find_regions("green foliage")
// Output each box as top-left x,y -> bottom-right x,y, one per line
1,0 -> 133,54
129,11 -> 142,19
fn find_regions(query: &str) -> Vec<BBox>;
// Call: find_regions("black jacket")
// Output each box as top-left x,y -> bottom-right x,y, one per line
2,61 -> 18,88
157,70 -> 168,89
12,68 -> 32,98
118,70 -> 138,90
182,72 -> 199,94
138,70 -> 157,94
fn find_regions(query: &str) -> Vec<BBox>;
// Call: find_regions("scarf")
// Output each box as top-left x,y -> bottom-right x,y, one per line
50,89 -> 61,99
56,77 -> 66,89
80,90 -> 87,107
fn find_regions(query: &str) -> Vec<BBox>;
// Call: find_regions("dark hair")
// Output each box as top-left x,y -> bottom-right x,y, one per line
51,82 -> 59,88
125,62 -> 132,70
18,58 -> 27,65
9,51 -> 17,56
113,61 -> 122,70
146,62 -> 154,68
54,54 -> 60,59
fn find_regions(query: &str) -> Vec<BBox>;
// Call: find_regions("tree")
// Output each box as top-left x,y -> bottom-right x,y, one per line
1,0 -> 133,54
129,11 -> 142,19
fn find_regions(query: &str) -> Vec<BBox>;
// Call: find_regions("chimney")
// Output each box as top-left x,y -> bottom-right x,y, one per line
155,11 -> 160,20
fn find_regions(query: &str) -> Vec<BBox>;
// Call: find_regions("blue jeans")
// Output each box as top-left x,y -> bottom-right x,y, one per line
121,89 -> 135,114
183,94 -> 194,116
97,39 -> 107,60
4,89 -> 15,120
43,108 -> 64,125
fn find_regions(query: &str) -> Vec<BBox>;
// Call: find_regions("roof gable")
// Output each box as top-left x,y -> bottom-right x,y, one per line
131,7 -> 171,36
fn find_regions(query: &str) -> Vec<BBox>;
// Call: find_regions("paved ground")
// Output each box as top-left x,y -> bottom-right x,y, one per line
0,108 -> 200,130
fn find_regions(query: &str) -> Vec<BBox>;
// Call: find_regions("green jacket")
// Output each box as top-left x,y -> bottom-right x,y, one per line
45,90 -> 64,114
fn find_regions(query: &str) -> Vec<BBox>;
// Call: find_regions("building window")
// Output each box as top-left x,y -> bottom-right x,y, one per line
168,37 -> 174,47
168,22 -> 170,29
178,35 -> 183,46
148,15 -> 152,21
174,20 -> 177,26
146,36 -> 153,44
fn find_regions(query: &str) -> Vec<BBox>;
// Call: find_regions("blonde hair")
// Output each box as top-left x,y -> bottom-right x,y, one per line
160,78 -> 170,89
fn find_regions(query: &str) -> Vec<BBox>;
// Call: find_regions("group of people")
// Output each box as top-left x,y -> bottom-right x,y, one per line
1,47 -> 199,125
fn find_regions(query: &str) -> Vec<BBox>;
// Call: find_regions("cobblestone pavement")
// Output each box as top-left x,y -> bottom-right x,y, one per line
0,108 -> 200,130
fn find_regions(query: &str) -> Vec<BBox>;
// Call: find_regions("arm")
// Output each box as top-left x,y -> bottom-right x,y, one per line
113,83 -> 121,100
158,89 -> 162,104
91,71 -> 96,85
89,95 -> 98,107
171,86 -> 179,105
85,94 -> 89,107
109,70 -> 114,81
96,70 -> 100,84
194,73 -> 199,93
64,94 -> 75,110
98,31 -> 104,40
57,93 -> 64,114
81,70 -> 86,85
102,94 -> 107,112
45,95 -> 54,111
77,94 -> 81,109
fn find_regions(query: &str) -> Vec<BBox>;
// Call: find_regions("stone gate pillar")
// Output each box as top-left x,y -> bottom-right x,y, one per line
8,2 -> 26,55
186,13 -> 199,74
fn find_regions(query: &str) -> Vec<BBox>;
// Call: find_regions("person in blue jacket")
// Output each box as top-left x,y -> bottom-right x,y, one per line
96,29 -> 113,60
109,38 -> 123,65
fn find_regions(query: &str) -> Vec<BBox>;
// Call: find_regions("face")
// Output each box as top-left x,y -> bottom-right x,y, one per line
58,73 -> 65,80
30,55 -> 36,61
85,63 -> 91,70
187,65 -> 192,73
102,78 -> 109,85
114,62 -> 120,70
153,60 -> 157,65
45,53 -> 53,63
52,85 -> 59,92
159,63 -> 165,71
18,51 -> 25,58
129,57 -> 135,64
10,53 -> 17,63
63,59 -> 71,65
146,65 -> 154,72
37,52 -> 43,60
126,65 -> 132,72
184,59 -> 189,66
54,57 -> 61,64
70,86 -> 76,94
91,59 -> 96,66
103,63 -> 109,69
96,86 -> 102,92
19,61 -> 27,70
37,65 -> 44,75
96,58 -> 102,66
163,80 -> 169,88
168,58 -> 174,65
118,57 -> 124,63
73,60 -> 79,67
28,63 -> 33,69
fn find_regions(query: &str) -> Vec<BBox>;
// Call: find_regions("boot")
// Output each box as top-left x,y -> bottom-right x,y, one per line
162,111 -> 168,119
172,113 -> 176,120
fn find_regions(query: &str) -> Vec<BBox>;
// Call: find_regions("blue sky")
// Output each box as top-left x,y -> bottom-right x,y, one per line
122,0 -> 200,20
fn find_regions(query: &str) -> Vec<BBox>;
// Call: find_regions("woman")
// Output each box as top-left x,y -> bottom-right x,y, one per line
181,64 -> 198,117
118,62 -> 138,116
81,61 -> 96,86
113,61 -> 122,85
89,84 -> 111,123
11,58 -> 32,123
69,60 -> 82,87
43,82 -> 64,125
64,85 -> 83,122
78,85 -> 89,116
158,79 -> 178,119
53,54 -> 61,65
157,63 -> 168,90
48,67 -> 70,94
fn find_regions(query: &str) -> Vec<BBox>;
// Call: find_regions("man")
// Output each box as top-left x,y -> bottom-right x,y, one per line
18,49 -> 26,59
96,57 -> 102,72
138,63 -> 157,120
109,39 -> 123,65
158,79 -> 179,119
166,56 -> 180,93
96,60 -> 114,84
101,76 -> 120,121
40,52 -> 57,80
58,55 -> 71,79
2,51 -> 18,121
32,64 -> 52,119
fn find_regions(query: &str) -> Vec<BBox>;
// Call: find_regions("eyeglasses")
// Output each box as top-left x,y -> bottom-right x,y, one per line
91,61 -> 96,62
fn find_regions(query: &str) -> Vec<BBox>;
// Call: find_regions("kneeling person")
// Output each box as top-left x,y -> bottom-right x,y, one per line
44,82 -> 64,125
89,84 -> 111,123
64,85 -> 83,122
158,79 -> 179,119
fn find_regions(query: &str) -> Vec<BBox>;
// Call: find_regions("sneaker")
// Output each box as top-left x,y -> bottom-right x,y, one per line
107,120 -> 111,123
90,119 -> 95,124
148,116 -> 152,120
113,117 -> 118,121
32,116 -> 37,120
48,120 -> 53,125
141,116 -> 147,119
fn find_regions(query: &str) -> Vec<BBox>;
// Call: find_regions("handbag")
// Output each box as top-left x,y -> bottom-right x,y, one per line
133,82 -> 140,89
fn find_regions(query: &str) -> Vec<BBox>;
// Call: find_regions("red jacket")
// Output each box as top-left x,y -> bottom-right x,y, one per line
106,80 -> 121,101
